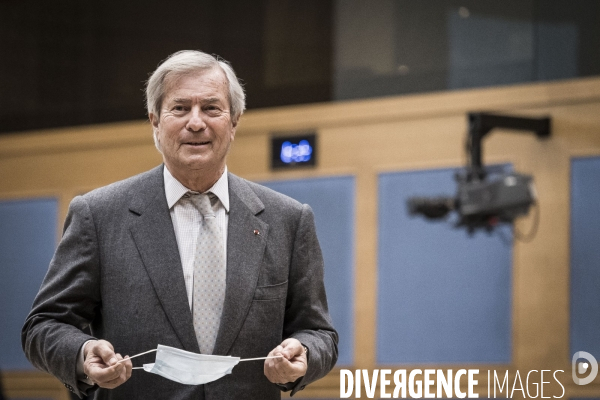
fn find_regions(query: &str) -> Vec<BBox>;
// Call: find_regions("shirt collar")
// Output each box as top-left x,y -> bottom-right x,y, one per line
163,165 -> 230,212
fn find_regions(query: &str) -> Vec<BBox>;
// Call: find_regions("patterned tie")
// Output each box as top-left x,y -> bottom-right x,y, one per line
191,192 -> 226,354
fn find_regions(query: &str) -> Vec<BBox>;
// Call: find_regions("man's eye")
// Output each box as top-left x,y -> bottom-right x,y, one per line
173,105 -> 185,111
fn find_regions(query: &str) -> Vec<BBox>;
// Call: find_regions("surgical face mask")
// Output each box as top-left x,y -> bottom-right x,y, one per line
141,345 -> 240,385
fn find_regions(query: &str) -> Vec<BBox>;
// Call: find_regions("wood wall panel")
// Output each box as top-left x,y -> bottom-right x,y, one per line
2,77 -> 600,398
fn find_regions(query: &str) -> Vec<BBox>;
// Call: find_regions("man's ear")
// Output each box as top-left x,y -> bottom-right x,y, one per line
230,116 -> 239,140
149,113 -> 159,130
149,113 -> 162,150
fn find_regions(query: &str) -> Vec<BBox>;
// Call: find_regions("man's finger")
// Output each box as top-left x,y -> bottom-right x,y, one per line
123,356 -> 133,380
89,340 -> 118,365
265,354 -> 298,383
88,362 -> 125,383
97,353 -> 125,383
264,339 -> 307,384
279,339 -> 303,359
84,342 -> 131,386
281,346 -> 299,359
270,345 -> 283,356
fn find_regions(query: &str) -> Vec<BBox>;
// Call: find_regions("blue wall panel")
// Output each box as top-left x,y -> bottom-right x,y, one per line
0,198 -> 58,370
570,156 -> 600,360
261,176 -> 354,366
377,168 -> 512,364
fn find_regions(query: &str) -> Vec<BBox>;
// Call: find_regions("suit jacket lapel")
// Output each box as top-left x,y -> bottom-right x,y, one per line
213,174 -> 268,356
128,165 -> 200,353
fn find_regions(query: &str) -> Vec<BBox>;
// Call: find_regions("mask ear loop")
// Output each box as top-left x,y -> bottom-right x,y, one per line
239,355 -> 284,362
119,348 -> 284,369
117,349 -> 157,369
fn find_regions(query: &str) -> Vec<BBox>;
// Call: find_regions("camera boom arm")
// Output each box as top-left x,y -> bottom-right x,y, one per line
467,112 -> 551,180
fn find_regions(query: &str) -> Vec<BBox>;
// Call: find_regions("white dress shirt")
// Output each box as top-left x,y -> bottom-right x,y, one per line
78,165 -> 230,382
163,165 -> 229,308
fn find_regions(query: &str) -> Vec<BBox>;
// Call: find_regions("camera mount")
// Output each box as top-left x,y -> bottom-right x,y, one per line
408,112 -> 551,233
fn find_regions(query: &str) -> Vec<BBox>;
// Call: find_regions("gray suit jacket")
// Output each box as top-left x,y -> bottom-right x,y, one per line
22,165 -> 338,399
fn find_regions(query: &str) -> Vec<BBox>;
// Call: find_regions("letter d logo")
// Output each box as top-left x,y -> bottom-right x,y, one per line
572,351 -> 598,385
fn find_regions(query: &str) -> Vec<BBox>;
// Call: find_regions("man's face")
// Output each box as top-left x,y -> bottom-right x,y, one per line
150,68 -> 237,181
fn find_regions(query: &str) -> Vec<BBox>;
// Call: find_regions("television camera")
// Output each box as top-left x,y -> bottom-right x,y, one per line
407,112 -> 551,234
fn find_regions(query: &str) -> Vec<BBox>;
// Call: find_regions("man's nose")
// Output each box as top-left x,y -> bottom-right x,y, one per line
186,108 -> 206,132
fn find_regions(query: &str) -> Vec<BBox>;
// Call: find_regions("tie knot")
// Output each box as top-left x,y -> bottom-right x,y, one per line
190,192 -> 214,218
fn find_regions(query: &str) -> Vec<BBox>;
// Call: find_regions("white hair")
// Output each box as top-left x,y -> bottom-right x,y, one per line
145,50 -> 246,150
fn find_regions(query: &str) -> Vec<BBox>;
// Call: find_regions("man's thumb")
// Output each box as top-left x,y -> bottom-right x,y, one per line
95,340 -> 118,365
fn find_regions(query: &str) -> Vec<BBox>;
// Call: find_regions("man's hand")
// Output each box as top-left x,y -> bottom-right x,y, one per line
83,340 -> 132,389
264,338 -> 307,384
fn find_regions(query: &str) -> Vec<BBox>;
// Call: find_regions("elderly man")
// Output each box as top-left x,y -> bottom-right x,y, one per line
22,50 -> 338,399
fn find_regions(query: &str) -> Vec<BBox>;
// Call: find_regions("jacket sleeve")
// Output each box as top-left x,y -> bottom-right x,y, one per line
283,204 -> 339,395
21,196 -> 99,397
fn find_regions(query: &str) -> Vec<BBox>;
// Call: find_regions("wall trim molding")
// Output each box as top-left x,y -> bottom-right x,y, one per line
1,76 -> 600,159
